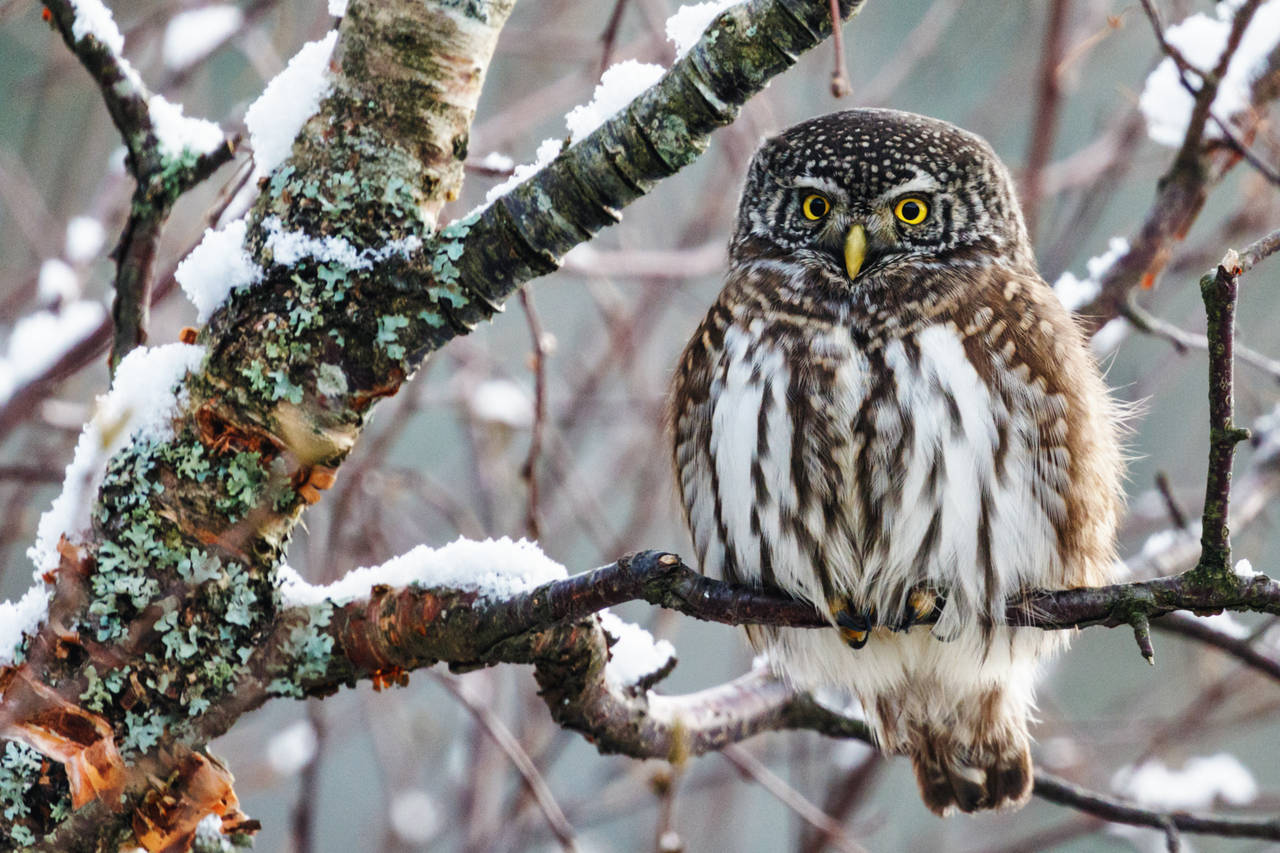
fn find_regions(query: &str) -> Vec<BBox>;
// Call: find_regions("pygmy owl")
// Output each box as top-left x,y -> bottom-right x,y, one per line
669,109 -> 1124,814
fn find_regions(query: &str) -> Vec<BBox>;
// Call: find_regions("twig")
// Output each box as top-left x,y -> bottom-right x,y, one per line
1077,5 -> 1278,329
1154,612 -> 1280,682
1034,771 -> 1280,842
653,762 -> 682,853
799,751 -> 881,853
1121,298 -> 1280,384
289,702 -> 325,853
1238,224 -> 1280,273
519,286 -> 549,540
0,465 -> 63,484
857,0 -> 963,107
827,0 -> 851,97
1145,0 -> 1280,185
40,0 -> 237,370
721,744 -> 867,853
598,0 -> 630,74
1154,472 -> 1189,530
1193,257 -> 1250,579
1173,0 -> 1263,171
1022,0 -> 1072,236
432,672 -> 579,853
1130,612 -> 1156,665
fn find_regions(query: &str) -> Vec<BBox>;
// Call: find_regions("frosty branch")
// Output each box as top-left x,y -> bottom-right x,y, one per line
41,0 -> 236,369
1077,0 -> 1280,330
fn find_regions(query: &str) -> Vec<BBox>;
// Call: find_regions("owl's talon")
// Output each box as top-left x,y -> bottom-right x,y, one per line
892,586 -> 945,632
831,600 -> 874,649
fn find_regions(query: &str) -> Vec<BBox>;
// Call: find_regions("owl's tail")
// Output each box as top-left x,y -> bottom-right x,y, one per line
908,727 -> 1033,816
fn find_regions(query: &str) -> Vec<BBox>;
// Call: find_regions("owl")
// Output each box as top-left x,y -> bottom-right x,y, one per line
668,109 -> 1124,815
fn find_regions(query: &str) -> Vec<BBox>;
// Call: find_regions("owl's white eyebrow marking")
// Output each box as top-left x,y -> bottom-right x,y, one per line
876,172 -> 941,201
789,175 -> 843,196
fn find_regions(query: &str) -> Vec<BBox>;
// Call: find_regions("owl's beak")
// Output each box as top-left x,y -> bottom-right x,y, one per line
843,224 -> 867,281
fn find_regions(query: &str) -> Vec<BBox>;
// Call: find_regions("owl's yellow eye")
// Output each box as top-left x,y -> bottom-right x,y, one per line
894,197 -> 929,225
802,194 -> 830,220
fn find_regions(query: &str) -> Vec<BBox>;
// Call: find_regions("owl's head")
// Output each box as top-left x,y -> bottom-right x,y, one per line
732,109 -> 1033,284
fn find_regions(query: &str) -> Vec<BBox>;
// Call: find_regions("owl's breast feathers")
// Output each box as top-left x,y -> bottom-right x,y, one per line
669,260 -> 1123,629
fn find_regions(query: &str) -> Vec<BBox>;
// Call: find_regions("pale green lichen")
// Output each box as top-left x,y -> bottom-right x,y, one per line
121,710 -> 166,754
376,315 -> 410,360
267,604 -> 335,697
81,665 -> 128,713
316,363 -> 348,396
0,742 -> 41,820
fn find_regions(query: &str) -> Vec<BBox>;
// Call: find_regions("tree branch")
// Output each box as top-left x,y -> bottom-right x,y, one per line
40,0 -> 237,369
1192,256 -> 1249,580
1076,2 -> 1279,330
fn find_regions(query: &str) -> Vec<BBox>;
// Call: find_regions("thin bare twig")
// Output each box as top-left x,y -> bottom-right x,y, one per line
289,702 -> 325,853
799,751 -> 882,853
1154,612 -> 1280,682
1154,472 -> 1190,530
519,286 -> 549,540
827,0 -> 851,97
432,672 -> 579,853
1238,224 -> 1280,272
1022,0 -> 1072,236
721,744 -> 867,853
1034,772 -> 1279,843
598,0 -> 630,74
1121,298 -> 1280,384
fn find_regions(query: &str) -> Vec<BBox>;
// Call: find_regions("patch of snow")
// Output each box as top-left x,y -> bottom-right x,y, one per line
565,60 -> 665,143
0,586 -> 53,668
65,216 -> 106,264
162,5 -> 243,70
266,720 -> 317,775
1234,558 -> 1260,578
37,259 -> 79,304
812,686 -> 866,719
1039,736 -> 1082,770
175,218 -> 264,323
28,343 -> 206,573
1198,611 -> 1250,639
328,0 -> 349,16
1140,527 -> 1190,559
666,0 -> 738,58
479,138 -> 562,210
479,151 -> 515,171
0,300 -> 105,404
390,789 -> 441,843
832,739 -> 875,769
70,0 -> 125,55
276,537 -> 567,608
1112,753 -> 1257,811
1053,237 -> 1129,311
468,378 -> 532,429
1139,1 -> 1280,147
1090,318 -> 1129,355
261,216 -> 421,271
245,31 -> 338,177
193,814 -> 232,851
148,94 -> 225,159
599,611 -> 676,691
